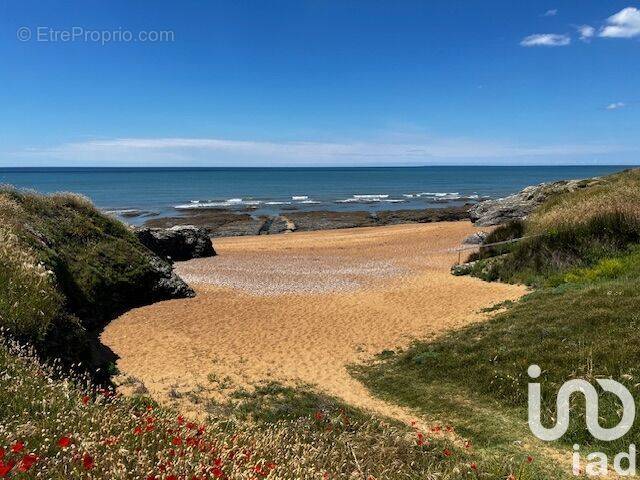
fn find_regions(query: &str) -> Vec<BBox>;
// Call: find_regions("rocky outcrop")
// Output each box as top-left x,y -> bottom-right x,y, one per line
375,205 -> 470,225
135,225 -> 216,261
469,178 -> 601,226
143,205 -> 471,237
462,231 -> 488,245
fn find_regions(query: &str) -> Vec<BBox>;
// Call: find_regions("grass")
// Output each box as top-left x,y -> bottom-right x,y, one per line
354,168 -> 640,477
0,187 -> 191,368
0,336 -> 546,479
467,169 -> 640,286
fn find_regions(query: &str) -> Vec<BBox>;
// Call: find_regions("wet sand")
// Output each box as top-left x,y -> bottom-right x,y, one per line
102,221 -> 526,421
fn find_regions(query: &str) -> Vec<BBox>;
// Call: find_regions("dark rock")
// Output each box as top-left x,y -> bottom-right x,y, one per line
451,261 -> 477,276
462,231 -> 488,245
135,225 -> 216,261
469,178 -> 602,226
259,216 -> 296,234
376,205 -> 470,225
286,211 -> 376,231
213,218 -> 265,237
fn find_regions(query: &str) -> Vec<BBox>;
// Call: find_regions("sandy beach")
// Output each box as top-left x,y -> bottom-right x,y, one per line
102,221 -> 526,421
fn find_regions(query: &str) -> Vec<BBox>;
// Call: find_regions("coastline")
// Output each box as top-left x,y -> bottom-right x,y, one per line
141,204 -> 473,237
103,220 -> 526,420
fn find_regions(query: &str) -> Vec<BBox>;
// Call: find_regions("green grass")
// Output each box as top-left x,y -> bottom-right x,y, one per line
1,337 -> 546,479
0,187 -> 190,367
354,169 -> 640,476
467,169 -> 640,286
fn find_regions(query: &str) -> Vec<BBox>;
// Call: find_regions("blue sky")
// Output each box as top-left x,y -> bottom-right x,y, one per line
1,0 -> 639,167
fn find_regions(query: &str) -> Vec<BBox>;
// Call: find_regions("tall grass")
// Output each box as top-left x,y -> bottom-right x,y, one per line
468,169 -> 640,285
0,335 -> 505,480
0,229 -> 62,340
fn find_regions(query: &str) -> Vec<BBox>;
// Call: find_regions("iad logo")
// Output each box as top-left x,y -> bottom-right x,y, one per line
527,364 -> 635,441
527,365 -> 637,476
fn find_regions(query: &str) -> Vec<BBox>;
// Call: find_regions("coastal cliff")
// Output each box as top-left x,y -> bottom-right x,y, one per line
0,187 -> 193,373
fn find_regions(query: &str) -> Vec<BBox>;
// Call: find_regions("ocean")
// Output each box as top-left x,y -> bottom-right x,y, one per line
0,166 -> 628,225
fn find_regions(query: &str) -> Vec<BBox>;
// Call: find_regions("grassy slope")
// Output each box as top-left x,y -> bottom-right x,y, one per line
0,187 -> 190,366
355,168 -> 640,476
0,188 -> 543,478
0,338 -> 494,479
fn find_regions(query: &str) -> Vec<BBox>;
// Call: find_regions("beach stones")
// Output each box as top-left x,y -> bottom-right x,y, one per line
135,225 -> 216,261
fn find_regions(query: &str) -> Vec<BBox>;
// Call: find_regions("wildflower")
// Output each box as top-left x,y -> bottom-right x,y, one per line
527,455 -> 534,463
18,454 -> 37,472
171,436 -> 183,447
507,475 -> 516,480
58,436 -> 72,448
470,463 -> 477,471
464,440 -> 472,449
10,441 -> 24,453
314,411 -> 324,421
82,453 -> 95,470
0,460 -> 15,478
443,448 -> 452,457
82,395 -> 90,405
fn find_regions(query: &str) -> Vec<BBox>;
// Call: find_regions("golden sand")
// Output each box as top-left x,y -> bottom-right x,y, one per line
102,221 -> 526,422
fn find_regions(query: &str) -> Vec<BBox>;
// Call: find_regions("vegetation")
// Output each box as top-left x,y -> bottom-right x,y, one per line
0,187 -> 189,367
0,186 -> 544,478
0,336 -> 542,479
356,168 -> 640,474
467,168 -> 640,285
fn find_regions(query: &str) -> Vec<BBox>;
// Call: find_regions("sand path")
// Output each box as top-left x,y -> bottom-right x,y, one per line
102,221 -> 526,424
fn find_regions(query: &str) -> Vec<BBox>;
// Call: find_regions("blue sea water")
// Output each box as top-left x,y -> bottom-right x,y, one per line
0,166 -> 629,224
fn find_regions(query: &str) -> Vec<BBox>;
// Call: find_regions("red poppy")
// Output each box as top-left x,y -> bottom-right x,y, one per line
10,442 -> 24,453
211,466 -> 224,478
133,426 -> 143,435
82,395 -> 90,405
527,455 -> 534,463
0,460 -> 15,477
58,436 -> 72,448
171,436 -> 182,447
470,463 -> 478,471
443,448 -> 452,457
83,453 -> 95,470
314,411 -> 324,421
18,454 -> 37,472
166,476 -> 178,480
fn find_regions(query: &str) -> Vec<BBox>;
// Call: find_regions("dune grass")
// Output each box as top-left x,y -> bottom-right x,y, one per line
0,187 -> 192,369
467,169 -> 640,286
0,335 -> 547,479
355,168 -> 640,476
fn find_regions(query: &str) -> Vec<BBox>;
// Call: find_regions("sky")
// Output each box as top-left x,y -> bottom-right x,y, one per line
0,0 -> 639,167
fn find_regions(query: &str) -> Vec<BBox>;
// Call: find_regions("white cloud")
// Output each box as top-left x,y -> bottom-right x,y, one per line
577,25 -> 595,42
600,7 -> 640,38
12,136 -> 630,167
543,9 -> 558,17
520,33 -> 571,47
606,102 -> 626,110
